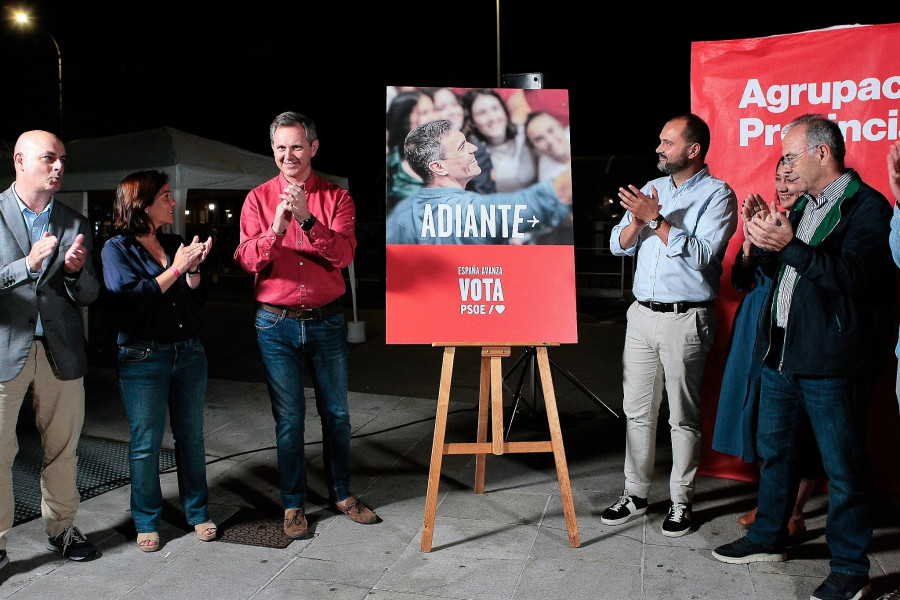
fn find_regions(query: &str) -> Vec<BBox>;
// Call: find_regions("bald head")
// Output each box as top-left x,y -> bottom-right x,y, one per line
13,130 -> 66,206
14,130 -> 63,154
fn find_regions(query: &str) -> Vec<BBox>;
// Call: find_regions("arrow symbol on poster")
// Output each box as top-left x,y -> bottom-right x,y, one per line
527,216 -> 539,228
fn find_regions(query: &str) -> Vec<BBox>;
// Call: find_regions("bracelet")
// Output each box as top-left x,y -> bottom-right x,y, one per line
169,266 -> 181,278
186,269 -> 200,277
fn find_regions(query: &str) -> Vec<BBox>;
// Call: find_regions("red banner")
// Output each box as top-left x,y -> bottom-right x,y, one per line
691,23 -> 900,497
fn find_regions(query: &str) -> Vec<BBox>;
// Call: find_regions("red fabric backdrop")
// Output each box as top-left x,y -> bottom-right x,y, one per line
691,23 -> 900,500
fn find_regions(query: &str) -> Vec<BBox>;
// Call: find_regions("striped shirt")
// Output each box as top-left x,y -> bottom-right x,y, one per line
775,170 -> 854,327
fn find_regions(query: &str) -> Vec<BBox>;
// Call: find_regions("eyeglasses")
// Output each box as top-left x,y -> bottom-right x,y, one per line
782,145 -> 817,168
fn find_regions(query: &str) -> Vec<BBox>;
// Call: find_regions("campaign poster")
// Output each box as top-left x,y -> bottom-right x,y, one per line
691,23 -> 900,495
385,86 -> 577,345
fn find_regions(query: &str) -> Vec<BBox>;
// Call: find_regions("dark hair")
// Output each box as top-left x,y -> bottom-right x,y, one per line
784,113 -> 846,165
404,119 -> 454,184
670,113 -> 711,159
269,111 -> 317,145
461,88 -> 517,144
113,170 -> 169,235
774,157 -> 787,200
386,91 -> 421,152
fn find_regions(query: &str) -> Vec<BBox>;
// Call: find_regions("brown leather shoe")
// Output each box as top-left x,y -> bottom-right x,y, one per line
333,497 -> 379,524
737,507 -> 757,529
283,508 -> 308,538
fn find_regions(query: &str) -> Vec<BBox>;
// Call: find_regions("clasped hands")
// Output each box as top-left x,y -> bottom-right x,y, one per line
618,184 -> 660,226
743,193 -> 793,252
273,183 -> 311,234
173,236 -> 213,274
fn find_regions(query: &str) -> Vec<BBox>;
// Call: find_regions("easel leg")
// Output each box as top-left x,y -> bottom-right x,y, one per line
490,353 -> 504,456
474,353 -> 491,494
535,347 -> 581,548
422,346 -> 456,552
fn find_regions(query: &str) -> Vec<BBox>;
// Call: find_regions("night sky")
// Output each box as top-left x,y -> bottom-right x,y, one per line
1,1 -> 894,222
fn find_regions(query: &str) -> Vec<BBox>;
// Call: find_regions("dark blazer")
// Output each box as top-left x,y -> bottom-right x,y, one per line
755,175 -> 897,379
0,185 -> 100,381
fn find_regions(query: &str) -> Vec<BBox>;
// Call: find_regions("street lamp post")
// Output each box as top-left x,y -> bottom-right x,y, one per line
14,12 -> 63,137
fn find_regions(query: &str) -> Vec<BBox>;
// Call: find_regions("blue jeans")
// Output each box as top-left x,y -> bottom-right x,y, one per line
254,309 -> 351,509
750,365 -> 872,577
117,336 -> 210,533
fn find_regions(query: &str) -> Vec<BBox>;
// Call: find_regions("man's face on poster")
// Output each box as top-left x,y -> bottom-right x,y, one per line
526,113 -> 570,163
432,129 -> 481,185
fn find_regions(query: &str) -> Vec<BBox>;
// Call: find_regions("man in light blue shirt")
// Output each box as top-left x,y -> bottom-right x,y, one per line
385,119 -> 572,245
600,114 -> 737,537
18,199 -> 52,335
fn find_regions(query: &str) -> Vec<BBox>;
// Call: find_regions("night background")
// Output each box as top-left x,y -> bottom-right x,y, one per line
1,1 -> 895,304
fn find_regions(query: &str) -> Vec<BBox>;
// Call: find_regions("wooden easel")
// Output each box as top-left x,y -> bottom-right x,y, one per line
420,342 -> 580,552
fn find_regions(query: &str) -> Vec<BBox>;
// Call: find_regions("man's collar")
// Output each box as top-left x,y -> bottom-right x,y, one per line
671,165 -> 709,189
12,183 -> 53,215
279,171 -> 315,191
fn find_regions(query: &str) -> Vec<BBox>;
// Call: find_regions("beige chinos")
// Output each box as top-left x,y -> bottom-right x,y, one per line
0,340 -> 84,550
621,302 -> 715,505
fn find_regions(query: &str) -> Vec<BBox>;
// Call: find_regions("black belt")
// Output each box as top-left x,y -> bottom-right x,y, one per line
638,300 -> 713,314
258,301 -> 342,321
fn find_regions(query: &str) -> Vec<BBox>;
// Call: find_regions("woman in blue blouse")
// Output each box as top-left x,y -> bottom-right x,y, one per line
712,158 -> 822,538
101,170 -> 215,552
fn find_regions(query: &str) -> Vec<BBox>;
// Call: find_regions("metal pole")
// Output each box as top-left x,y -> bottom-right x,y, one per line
47,30 -> 63,138
495,0 -> 501,87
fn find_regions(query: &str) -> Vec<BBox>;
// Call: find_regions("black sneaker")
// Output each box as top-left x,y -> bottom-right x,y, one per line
810,571 -> 871,600
0,549 -> 8,571
712,535 -> 786,564
600,491 -> 648,525
661,501 -> 692,537
46,525 -> 101,561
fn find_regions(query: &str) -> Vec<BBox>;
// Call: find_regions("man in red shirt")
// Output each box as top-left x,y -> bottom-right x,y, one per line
234,112 -> 378,538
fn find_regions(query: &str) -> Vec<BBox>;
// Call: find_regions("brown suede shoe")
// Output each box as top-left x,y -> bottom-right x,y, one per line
737,507 -> 757,529
283,508 -> 308,539
333,497 -> 379,524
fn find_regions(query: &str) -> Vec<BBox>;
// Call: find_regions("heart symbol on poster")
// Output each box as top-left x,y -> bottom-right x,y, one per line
494,305 -> 506,314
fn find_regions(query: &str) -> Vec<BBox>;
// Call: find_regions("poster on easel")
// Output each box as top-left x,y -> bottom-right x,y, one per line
385,86 -> 577,344
691,22 -> 900,497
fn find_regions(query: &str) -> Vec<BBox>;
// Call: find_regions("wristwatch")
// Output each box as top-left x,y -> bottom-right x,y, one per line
300,215 -> 316,231
647,215 -> 664,230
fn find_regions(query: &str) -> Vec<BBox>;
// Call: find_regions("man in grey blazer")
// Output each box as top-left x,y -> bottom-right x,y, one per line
0,130 -> 101,568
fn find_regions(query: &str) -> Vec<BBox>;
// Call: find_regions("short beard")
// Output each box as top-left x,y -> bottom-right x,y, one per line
656,149 -> 689,175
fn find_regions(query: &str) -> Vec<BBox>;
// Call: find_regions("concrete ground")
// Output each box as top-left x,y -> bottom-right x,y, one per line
2,298 -> 900,600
